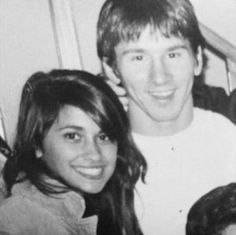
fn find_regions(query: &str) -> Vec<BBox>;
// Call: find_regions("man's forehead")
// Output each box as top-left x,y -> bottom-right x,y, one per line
119,25 -> 185,44
115,27 -> 188,50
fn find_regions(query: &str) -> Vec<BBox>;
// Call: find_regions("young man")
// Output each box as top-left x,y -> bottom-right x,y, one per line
97,0 -> 236,234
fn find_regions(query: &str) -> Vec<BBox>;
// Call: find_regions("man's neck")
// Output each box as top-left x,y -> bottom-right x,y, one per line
128,99 -> 194,137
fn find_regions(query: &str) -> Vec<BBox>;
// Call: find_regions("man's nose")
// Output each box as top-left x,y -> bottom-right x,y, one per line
149,58 -> 170,85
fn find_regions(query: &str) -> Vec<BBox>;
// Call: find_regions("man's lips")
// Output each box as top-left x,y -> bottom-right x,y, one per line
148,89 -> 175,99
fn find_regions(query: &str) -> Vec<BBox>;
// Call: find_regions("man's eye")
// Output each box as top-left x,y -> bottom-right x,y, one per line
64,133 -> 81,141
132,55 -> 144,61
168,52 -> 181,58
168,53 -> 177,58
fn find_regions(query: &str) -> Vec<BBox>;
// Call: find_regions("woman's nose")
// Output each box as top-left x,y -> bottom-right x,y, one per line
83,141 -> 103,161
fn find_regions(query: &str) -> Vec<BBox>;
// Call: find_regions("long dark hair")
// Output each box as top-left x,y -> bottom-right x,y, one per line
3,69 -> 146,235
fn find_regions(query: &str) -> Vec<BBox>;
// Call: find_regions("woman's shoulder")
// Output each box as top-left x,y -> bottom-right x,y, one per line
0,180 -> 86,218
0,184 -> 54,221
0,183 -> 69,235
0,193 -> 56,235
0,180 -> 98,235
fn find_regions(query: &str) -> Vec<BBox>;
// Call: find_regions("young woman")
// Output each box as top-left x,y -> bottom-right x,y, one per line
0,70 -> 146,235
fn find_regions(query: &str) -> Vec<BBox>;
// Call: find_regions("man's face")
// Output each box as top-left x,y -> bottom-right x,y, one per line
113,27 -> 202,135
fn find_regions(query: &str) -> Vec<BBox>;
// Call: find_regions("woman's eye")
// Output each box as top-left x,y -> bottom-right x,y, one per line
97,133 -> 111,143
64,133 -> 81,141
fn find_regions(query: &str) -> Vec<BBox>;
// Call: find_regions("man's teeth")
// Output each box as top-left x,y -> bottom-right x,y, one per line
75,167 -> 102,176
151,90 -> 174,97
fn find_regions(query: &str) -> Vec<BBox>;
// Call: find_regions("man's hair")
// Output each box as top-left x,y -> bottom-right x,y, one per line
186,183 -> 236,235
3,69 -> 147,235
97,0 -> 205,66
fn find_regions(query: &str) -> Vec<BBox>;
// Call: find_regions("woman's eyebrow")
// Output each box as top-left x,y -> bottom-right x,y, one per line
58,125 -> 84,131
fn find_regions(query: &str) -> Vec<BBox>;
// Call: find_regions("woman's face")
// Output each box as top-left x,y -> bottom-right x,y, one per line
41,105 -> 118,194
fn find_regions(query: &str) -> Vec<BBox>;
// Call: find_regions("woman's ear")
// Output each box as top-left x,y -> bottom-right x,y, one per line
35,149 -> 43,159
194,46 -> 203,76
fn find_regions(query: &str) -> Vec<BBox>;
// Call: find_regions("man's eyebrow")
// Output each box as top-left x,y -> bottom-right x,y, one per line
121,48 -> 146,56
167,44 -> 188,51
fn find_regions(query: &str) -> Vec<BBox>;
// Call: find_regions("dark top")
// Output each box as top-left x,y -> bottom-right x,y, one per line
193,84 -> 236,124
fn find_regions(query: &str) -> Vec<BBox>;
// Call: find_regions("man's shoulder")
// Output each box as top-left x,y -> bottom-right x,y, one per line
195,107 -> 234,123
194,84 -> 236,124
191,108 -> 236,160
194,107 -> 236,135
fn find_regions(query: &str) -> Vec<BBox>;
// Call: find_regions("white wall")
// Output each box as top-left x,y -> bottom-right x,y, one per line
190,0 -> 236,91
0,0 -> 59,144
71,0 -> 104,74
191,0 -> 236,45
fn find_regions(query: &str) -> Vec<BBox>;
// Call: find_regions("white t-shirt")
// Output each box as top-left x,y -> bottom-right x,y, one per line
133,108 -> 236,235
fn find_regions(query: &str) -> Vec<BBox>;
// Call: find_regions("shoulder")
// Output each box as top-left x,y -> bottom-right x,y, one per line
194,108 -> 236,138
0,191 -> 58,220
195,107 -> 236,128
0,183 -> 70,235
0,181 -> 98,235
0,194 -> 71,235
0,195 -> 44,233
193,84 -> 236,124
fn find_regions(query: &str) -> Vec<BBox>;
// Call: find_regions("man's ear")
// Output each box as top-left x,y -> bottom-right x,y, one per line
194,46 -> 203,76
102,58 -> 121,83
